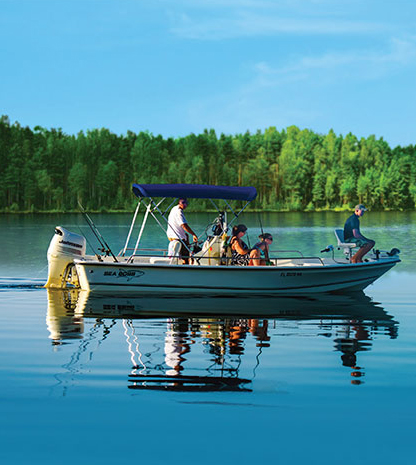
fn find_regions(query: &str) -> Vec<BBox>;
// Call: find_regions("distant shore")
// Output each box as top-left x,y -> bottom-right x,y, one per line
1,207 -> 413,214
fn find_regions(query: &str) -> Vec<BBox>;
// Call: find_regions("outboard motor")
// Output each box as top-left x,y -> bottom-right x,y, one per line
45,227 -> 86,288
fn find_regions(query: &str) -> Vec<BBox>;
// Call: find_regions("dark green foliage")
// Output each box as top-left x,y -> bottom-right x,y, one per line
0,115 -> 415,212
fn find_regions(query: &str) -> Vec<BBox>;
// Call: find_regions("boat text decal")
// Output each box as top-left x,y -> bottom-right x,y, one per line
280,272 -> 303,277
104,269 -> 145,281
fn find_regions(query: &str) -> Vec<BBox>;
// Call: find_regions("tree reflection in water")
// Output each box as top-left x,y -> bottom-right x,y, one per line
46,289 -> 398,391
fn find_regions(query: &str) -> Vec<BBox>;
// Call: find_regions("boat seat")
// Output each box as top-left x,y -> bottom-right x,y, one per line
334,229 -> 357,259
149,257 -> 171,265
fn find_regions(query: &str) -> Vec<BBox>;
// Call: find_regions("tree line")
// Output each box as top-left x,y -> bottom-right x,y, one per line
1,115 -> 415,213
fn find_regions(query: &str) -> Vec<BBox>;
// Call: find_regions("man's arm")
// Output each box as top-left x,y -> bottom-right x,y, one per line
351,216 -> 368,241
182,223 -> 198,243
352,228 -> 370,241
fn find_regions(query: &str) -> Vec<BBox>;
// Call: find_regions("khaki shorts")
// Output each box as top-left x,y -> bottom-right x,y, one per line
345,237 -> 371,248
168,238 -> 190,259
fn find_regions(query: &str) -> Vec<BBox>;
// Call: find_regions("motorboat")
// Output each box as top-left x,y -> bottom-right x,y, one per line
45,183 -> 400,295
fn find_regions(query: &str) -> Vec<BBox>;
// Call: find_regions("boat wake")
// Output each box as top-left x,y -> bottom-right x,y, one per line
0,277 -> 46,290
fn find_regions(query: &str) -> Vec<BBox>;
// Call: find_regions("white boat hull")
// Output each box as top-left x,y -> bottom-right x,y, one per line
74,257 -> 399,295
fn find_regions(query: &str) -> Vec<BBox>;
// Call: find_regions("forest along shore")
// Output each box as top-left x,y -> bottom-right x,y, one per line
1,115 -> 415,213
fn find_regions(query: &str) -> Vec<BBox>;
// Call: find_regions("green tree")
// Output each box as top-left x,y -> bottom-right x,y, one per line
68,162 -> 88,206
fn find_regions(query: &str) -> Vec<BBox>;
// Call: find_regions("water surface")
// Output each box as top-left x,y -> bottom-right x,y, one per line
1,212 -> 415,465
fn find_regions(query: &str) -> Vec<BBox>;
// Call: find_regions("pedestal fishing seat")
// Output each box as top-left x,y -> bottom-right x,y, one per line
334,229 -> 357,260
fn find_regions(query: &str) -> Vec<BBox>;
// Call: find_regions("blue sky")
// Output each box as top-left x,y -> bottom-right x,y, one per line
1,0 -> 415,147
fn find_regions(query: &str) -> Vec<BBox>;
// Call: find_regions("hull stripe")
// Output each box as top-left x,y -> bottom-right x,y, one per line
84,273 -> 384,292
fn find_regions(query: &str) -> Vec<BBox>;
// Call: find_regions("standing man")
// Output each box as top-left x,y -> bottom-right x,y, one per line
343,204 -> 375,264
167,198 -> 198,264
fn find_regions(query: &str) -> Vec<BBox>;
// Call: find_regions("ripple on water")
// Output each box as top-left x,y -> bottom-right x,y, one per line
0,277 -> 46,290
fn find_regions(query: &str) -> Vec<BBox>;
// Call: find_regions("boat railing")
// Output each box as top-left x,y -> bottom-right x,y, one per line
269,249 -> 305,257
117,249 -> 326,267
269,256 -> 325,267
121,248 -> 306,257
119,247 -> 169,256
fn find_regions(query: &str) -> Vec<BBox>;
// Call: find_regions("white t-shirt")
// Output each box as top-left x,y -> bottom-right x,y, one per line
167,205 -> 187,240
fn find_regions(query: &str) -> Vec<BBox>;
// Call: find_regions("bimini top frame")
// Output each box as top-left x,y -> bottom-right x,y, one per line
122,183 -> 258,257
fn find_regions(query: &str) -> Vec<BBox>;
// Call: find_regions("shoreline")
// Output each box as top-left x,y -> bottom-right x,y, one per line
0,207 -> 413,214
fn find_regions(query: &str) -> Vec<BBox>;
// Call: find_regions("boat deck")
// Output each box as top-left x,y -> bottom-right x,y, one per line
79,252 -> 393,268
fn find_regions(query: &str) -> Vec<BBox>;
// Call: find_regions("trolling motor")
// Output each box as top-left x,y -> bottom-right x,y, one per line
387,247 -> 401,256
373,248 -> 401,260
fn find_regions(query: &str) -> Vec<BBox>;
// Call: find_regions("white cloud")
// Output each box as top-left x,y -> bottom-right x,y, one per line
252,36 -> 416,86
169,11 -> 384,40
162,0 -> 389,41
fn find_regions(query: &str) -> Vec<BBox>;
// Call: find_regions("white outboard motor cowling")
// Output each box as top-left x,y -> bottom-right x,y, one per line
45,227 -> 86,288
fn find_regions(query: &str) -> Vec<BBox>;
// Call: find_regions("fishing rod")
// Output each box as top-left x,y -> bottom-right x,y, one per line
78,201 -> 118,262
258,212 -> 264,237
258,212 -> 270,262
77,225 -> 102,262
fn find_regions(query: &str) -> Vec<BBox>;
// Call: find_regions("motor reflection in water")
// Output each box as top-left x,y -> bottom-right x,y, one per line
46,289 -> 398,390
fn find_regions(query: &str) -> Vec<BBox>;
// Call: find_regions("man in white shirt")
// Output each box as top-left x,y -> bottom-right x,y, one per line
167,198 -> 198,264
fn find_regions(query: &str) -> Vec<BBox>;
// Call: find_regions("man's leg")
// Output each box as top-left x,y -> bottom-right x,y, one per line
180,239 -> 190,264
351,240 -> 375,263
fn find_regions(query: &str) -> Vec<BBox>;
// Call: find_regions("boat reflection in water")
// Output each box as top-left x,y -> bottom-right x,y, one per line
46,290 -> 398,390
46,289 -> 84,343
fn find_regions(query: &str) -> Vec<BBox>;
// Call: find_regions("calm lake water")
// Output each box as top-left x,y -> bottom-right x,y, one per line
1,212 -> 415,465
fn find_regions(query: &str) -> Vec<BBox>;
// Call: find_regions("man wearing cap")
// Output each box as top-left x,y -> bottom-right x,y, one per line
167,198 -> 198,264
343,204 -> 375,264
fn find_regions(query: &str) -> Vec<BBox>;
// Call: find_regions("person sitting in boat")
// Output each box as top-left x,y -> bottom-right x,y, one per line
343,204 -> 375,264
167,198 -> 198,264
249,233 -> 273,266
230,224 -> 250,266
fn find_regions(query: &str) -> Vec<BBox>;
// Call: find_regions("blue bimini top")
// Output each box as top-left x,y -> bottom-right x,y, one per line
132,183 -> 257,202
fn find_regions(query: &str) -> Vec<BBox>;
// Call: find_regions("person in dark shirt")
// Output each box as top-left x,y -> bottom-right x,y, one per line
249,233 -> 273,266
230,224 -> 250,266
344,204 -> 375,263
